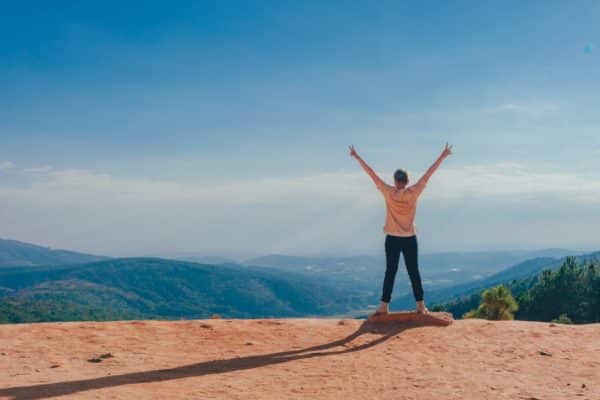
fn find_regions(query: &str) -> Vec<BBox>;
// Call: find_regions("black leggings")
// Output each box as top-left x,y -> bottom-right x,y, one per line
381,235 -> 424,303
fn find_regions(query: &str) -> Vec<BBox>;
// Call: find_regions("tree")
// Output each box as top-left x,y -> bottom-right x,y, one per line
463,285 -> 518,320
439,258 -> 600,324
517,257 -> 600,323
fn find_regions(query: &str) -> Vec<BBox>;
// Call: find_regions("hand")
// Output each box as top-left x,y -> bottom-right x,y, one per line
441,143 -> 453,158
349,145 -> 359,159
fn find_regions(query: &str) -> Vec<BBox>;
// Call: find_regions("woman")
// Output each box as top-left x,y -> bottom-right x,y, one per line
349,143 -> 453,315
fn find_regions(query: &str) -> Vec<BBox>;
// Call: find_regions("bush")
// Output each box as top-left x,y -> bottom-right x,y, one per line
463,285 -> 518,320
551,313 -> 573,324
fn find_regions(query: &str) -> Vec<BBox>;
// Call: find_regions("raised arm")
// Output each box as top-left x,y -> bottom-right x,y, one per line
417,143 -> 453,187
349,145 -> 385,188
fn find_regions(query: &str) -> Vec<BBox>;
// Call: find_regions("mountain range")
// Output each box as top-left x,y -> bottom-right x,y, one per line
0,257 -> 365,322
0,238 -> 596,323
388,250 -> 600,312
0,238 -> 106,267
238,249 -> 579,303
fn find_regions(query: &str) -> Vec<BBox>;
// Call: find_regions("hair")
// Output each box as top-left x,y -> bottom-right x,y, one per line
394,169 -> 408,185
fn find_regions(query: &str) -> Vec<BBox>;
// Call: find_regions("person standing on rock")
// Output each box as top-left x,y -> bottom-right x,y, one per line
350,143 -> 453,315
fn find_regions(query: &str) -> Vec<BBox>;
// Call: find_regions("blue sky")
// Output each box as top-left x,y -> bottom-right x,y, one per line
1,1 -> 599,257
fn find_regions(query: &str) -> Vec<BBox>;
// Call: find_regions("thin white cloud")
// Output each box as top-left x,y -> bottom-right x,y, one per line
483,101 -> 559,118
0,161 -> 15,171
432,163 -> 600,202
1,163 -> 599,255
23,165 -> 54,174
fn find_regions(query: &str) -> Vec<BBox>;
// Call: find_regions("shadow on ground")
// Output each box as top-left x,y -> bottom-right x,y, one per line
0,319 -> 443,400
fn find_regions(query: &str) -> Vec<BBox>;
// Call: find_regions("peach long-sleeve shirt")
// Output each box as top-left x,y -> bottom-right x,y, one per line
375,178 -> 427,237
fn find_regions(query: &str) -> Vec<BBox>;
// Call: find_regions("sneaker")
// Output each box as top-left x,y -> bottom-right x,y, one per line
416,301 -> 429,314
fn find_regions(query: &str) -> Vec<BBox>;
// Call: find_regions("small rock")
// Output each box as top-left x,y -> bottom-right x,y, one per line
581,383 -> 586,389
50,364 -> 60,369
538,350 -> 552,357
200,323 -> 212,329
87,353 -> 113,363
338,320 -> 346,325
245,342 -> 254,346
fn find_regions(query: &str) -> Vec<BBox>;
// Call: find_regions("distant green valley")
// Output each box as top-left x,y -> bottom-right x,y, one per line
0,258 -> 365,323
1,238 -> 598,324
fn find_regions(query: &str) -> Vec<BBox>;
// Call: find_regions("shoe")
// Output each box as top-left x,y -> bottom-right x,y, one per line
370,310 -> 389,318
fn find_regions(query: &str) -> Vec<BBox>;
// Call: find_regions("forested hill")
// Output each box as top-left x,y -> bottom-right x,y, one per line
0,258 -> 364,323
391,250 -> 600,310
433,256 -> 600,324
0,238 -> 107,268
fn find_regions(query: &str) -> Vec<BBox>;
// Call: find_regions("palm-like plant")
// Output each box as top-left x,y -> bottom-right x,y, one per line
464,285 -> 518,320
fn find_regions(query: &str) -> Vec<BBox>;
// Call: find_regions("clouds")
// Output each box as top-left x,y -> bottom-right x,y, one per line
1,162 -> 600,256
483,102 -> 559,119
6,162 -> 598,213
432,163 -> 600,202
23,166 -> 53,174
1,1 -> 598,259
0,161 -> 15,171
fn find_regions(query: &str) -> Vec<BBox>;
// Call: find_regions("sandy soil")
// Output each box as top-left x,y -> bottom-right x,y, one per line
1,318 -> 599,400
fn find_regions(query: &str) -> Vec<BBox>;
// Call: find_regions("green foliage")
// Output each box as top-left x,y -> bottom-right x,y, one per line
0,297 -> 142,323
405,256 -> 565,312
552,314 -> 573,324
463,285 -> 518,320
517,257 -> 600,323
439,257 -> 600,324
437,276 -> 537,320
434,292 -> 480,318
0,258 -> 365,323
